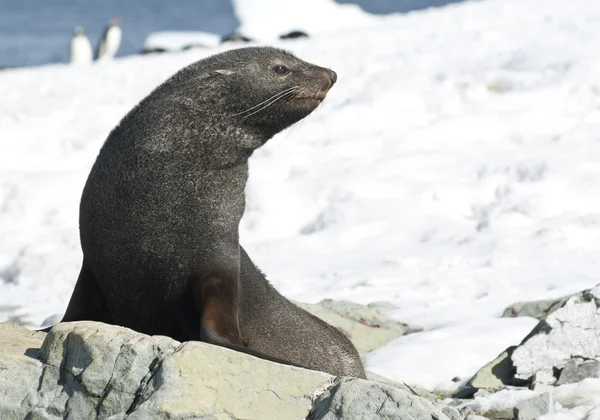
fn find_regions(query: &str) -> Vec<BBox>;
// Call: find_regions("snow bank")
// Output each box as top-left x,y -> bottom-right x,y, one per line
143,31 -> 221,52
231,0 -> 376,40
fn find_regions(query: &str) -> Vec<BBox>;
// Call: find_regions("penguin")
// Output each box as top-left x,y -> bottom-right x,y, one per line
95,17 -> 122,61
69,27 -> 93,65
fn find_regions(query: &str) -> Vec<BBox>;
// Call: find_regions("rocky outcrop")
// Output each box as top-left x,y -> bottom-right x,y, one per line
511,286 -> 600,390
297,299 -> 422,356
513,392 -> 553,419
308,377 -> 461,420
457,283 -> 600,419
0,321 -> 461,420
466,284 -> 600,393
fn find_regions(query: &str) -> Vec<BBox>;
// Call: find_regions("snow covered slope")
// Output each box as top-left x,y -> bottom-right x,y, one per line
232,0 -> 375,40
1,0 -> 599,400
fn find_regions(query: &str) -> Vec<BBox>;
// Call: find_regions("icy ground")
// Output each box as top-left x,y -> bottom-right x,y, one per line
1,0 -> 599,412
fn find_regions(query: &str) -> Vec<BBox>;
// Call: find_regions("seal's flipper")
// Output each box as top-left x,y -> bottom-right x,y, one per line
194,273 -> 244,346
61,260 -> 114,324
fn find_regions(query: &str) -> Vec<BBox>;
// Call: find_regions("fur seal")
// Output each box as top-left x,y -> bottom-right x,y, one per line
58,47 -> 365,378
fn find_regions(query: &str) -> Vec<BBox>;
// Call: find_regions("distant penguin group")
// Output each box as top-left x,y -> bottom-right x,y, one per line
69,18 -> 122,65
69,18 -> 309,63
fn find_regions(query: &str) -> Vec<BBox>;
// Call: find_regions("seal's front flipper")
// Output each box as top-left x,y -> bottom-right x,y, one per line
193,272 -> 244,346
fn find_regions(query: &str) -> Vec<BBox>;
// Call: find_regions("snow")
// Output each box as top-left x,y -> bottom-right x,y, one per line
231,0 -> 376,40
1,0 -> 600,407
366,316 -> 537,390
144,31 -> 221,51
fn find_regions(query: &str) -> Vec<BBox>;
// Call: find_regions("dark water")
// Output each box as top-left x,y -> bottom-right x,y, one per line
0,0 -> 239,68
0,0 -> 465,68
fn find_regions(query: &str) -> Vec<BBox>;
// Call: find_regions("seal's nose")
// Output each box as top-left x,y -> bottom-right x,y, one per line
329,70 -> 337,85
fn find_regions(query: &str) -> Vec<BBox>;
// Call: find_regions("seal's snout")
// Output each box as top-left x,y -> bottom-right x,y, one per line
329,70 -> 337,85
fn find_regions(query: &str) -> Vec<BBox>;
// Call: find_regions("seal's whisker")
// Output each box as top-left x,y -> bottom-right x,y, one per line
235,88 -> 299,118
233,87 -> 299,116
241,89 -> 300,119
241,90 -> 298,119
286,90 -> 304,103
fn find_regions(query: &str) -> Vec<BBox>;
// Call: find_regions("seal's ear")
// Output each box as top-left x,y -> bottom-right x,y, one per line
213,69 -> 234,76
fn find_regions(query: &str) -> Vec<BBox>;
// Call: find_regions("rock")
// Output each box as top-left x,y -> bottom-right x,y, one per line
367,301 -> 401,312
442,405 -> 464,420
502,297 -> 572,320
556,359 -> 600,385
40,313 -> 61,328
221,32 -> 253,44
181,43 -> 210,51
28,321 -> 329,419
279,30 -> 309,40
502,284 -> 600,320
297,299 -> 422,355
0,321 -> 460,420
470,284 -> 600,392
365,370 -> 437,400
317,299 -> 422,334
474,408 -> 514,420
512,298 -> 600,383
514,392 -> 553,419
0,322 -> 46,419
307,377 -> 461,420
467,347 -> 517,391
138,47 -> 168,55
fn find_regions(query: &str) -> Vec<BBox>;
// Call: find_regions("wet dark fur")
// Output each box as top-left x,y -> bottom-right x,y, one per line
57,47 -> 365,378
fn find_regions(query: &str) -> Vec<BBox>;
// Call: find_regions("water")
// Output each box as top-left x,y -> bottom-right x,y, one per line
0,0 -> 239,68
0,0 -> 465,69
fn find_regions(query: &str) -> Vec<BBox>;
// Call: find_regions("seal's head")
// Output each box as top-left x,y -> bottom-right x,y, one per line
175,47 -> 337,142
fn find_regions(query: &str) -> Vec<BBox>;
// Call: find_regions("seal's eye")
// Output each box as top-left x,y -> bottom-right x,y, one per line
272,65 -> 290,75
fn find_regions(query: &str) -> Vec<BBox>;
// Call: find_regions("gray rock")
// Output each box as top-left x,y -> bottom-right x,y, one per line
0,322 -> 46,420
470,283 -> 600,392
514,392 -> 553,419
474,408 -> 515,420
502,297 -> 572,320
365,370 -> 438,402
296,300 -> 422,356
467,347 -> 517,391
367,301 -> 402,312
502,284 -> 600,320
442,405 -> 464,420
40,313 -> 61,328
0,321 -> 460,420
317,299 -> 422,334
308,377 -> 461,420
556,358 -> 600,385
512,298 -> 600,382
